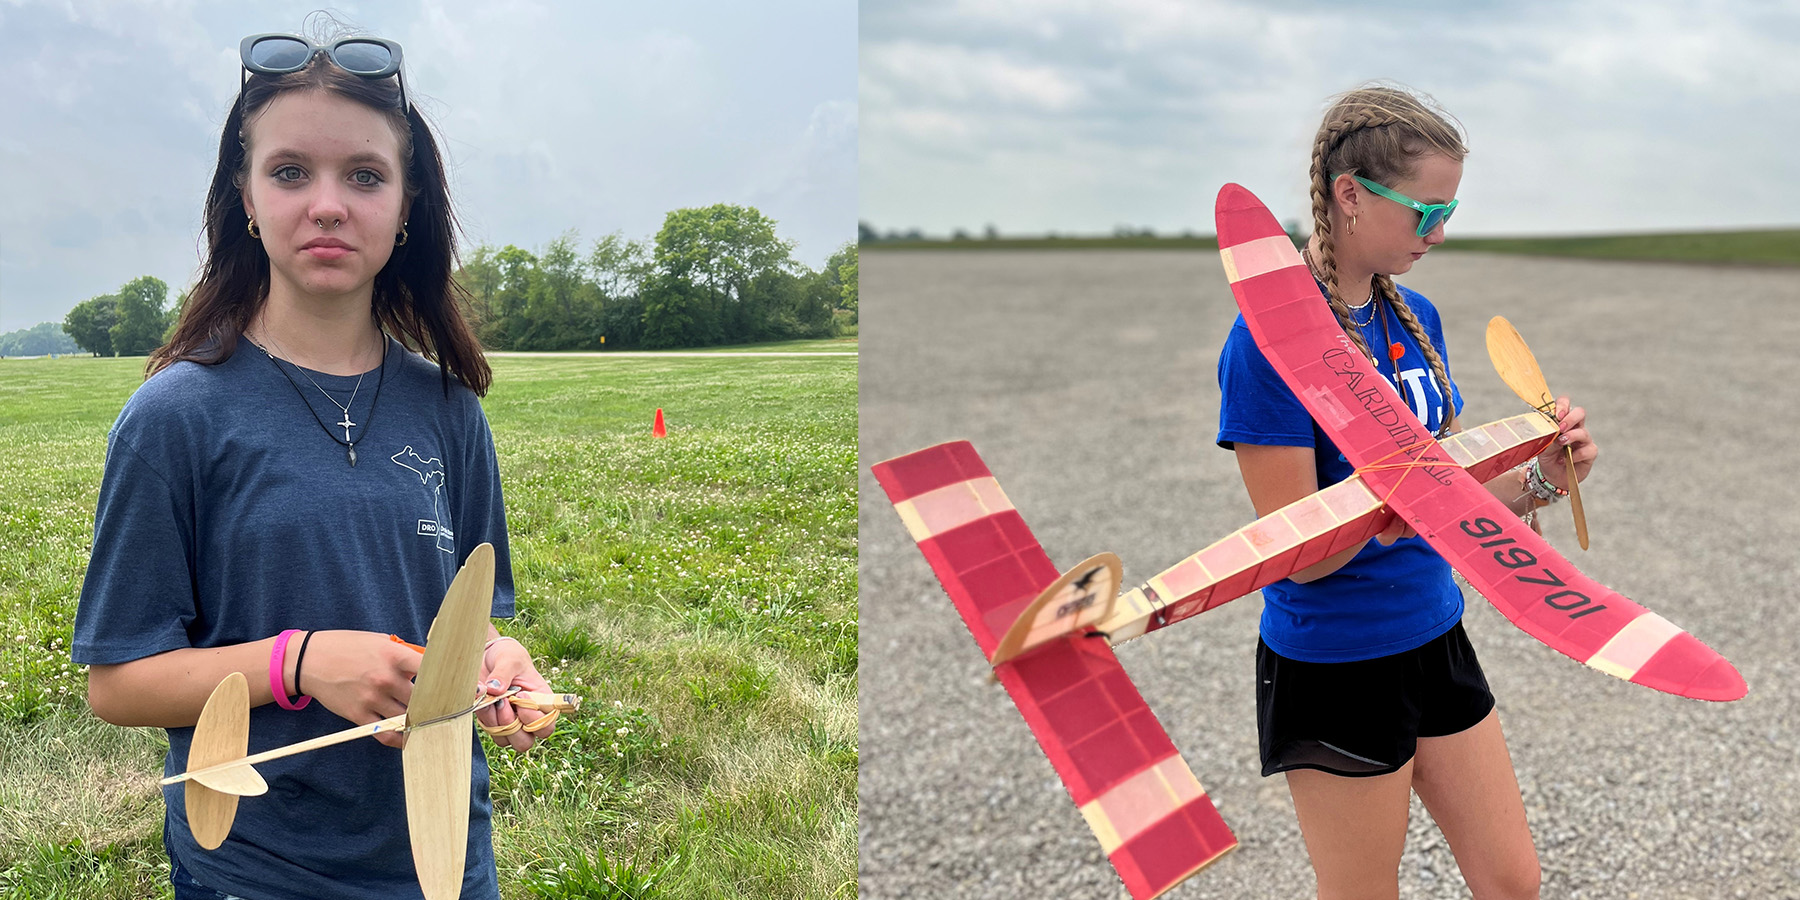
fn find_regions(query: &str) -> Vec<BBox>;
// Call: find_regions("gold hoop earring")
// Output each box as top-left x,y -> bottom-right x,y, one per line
1349,215 -> 1356,236
247,218 -> 260,240
395,223 -> 408,246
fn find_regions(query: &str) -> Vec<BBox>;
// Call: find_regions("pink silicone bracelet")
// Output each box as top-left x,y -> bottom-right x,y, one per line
271,629 -> 311,710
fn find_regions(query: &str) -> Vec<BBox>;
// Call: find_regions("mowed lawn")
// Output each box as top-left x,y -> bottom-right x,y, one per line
0,348 -> 856,900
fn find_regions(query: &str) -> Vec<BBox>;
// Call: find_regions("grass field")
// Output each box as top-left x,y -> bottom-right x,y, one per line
863,229 -> 1800,265
0,347 -> 856,899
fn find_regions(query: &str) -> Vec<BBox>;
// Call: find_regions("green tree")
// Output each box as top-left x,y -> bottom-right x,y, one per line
587,232 -> 649,349
648,204 -> 794,347
162,289 -> 191,344
586,232 -> 649,303
457,245 -> 504,346
638,273 -> 699,350
109,275 -> 171,356
457,244 -> 538,350
63,294 -> 120,356
825,243 -> 857,324
521,231 -> 599,350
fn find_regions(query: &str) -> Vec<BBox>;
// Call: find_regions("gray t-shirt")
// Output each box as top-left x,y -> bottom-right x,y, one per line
73,336 -> 515,900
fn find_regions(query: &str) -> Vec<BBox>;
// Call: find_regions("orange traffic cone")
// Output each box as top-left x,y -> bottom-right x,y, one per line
652,408 -> 667,438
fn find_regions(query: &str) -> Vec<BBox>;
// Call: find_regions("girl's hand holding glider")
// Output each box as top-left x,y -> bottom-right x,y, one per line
1537,396 -> 1597,490
477,637 -> 557,752
298,630 -> 423,749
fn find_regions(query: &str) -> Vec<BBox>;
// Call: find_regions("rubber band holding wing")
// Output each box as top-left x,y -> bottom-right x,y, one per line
873,442 -> 1236,899
1215,182 -> 1745,702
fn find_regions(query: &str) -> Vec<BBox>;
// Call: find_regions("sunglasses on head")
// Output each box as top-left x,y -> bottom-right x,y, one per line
239,33 -> 408,112
1349,174 -> 1457,237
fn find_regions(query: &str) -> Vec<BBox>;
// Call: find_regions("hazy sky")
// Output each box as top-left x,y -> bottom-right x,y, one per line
862,0 -> 1800,239
0,0 -> 856,332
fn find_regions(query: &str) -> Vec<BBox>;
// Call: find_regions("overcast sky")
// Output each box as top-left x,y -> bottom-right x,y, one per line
0,0 -> 855,333
862,0 -> 1800,239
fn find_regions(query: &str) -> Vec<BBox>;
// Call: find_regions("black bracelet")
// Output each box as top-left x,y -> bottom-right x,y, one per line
292,630 -> 316,697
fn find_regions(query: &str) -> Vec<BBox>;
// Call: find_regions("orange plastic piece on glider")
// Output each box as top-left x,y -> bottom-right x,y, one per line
652,408 -> 667,438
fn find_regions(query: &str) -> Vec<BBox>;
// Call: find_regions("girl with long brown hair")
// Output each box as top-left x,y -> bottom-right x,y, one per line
1217,84 -> 1598,899
72,27 -> 553,900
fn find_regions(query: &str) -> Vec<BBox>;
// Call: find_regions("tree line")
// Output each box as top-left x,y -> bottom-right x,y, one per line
54,205 -> 857,357
0,322 -> 81,357
462,205 -> 855,351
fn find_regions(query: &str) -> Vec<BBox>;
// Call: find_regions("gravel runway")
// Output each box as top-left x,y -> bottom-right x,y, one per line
858,249 -> 1800,899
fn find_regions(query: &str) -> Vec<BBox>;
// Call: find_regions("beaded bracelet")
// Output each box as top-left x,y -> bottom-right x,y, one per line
1525,458 -> 1568,503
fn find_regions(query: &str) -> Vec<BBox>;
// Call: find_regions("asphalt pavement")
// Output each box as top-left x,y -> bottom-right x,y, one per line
858,248 -> 1800,899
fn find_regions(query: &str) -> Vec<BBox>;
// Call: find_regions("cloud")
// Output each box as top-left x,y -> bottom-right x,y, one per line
0,0 -> 855,332
861,0 -> 1800,237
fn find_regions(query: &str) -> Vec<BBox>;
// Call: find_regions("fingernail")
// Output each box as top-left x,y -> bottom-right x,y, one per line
488,679 -> 502,688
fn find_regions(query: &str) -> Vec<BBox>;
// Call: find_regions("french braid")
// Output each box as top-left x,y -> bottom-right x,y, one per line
1308,84 -> 1464,433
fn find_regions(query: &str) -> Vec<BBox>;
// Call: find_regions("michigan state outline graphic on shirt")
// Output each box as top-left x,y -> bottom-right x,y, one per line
391,445 -> 453,553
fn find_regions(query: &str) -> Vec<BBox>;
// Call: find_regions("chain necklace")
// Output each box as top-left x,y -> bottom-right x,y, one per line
1301,247 -> 1377,326
249,321 -> 390,467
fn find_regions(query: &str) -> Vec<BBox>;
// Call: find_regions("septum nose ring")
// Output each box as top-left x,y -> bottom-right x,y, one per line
314,217 -> 342,230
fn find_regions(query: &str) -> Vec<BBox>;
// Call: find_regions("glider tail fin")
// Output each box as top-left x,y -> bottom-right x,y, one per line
184,672 -> 265,849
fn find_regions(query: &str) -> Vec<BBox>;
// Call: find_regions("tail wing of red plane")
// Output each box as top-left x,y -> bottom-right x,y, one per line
873,442 -> 1237,899
1214,182 -> 1746,702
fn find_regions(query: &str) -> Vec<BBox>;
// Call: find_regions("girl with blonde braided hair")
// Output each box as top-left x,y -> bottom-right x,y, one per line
1216,84 -> 1598,899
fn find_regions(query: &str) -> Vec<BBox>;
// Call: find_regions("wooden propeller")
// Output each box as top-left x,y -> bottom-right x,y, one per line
1485,316 -> 1588,550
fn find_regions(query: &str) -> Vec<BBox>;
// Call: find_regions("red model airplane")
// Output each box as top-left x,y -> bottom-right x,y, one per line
870,184 -> 1745,900
1214,182 -> 1743,702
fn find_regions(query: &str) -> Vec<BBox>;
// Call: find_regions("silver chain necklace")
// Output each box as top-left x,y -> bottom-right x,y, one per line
250,318 -> 385,466
255,323 -> 367,440
1302,247 -> 1377,326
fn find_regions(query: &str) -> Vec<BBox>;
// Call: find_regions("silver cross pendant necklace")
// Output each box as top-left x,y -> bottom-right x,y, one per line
251,318 -> 390,467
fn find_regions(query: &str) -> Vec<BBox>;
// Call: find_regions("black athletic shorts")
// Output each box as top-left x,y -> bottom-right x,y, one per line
1256,621 -> 1495,778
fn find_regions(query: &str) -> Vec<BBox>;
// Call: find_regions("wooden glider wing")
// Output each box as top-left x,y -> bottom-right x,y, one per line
403,541 -> 496,900
873,442 -> 1236,899
1214,183 -> 1745,702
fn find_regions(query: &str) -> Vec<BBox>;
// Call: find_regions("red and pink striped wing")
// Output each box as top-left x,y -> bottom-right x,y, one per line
873,442 -> 1237,898
1214,183 -> 1745,702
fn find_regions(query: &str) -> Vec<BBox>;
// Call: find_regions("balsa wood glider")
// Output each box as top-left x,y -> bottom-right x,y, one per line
869,184 -> 1745,900
160,543 -> 582,900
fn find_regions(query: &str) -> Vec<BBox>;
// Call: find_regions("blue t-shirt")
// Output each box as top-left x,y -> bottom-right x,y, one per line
72,336 -> 515,900
1216,283 -> 1465,663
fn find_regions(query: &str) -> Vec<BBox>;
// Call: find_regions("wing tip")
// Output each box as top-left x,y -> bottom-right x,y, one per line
1214,183 -> 1256,215
1629,635 -> 1748,702
871,439 -> 984,503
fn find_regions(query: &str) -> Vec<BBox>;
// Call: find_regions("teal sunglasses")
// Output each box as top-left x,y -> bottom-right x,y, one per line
1350,175 -> 1458,237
